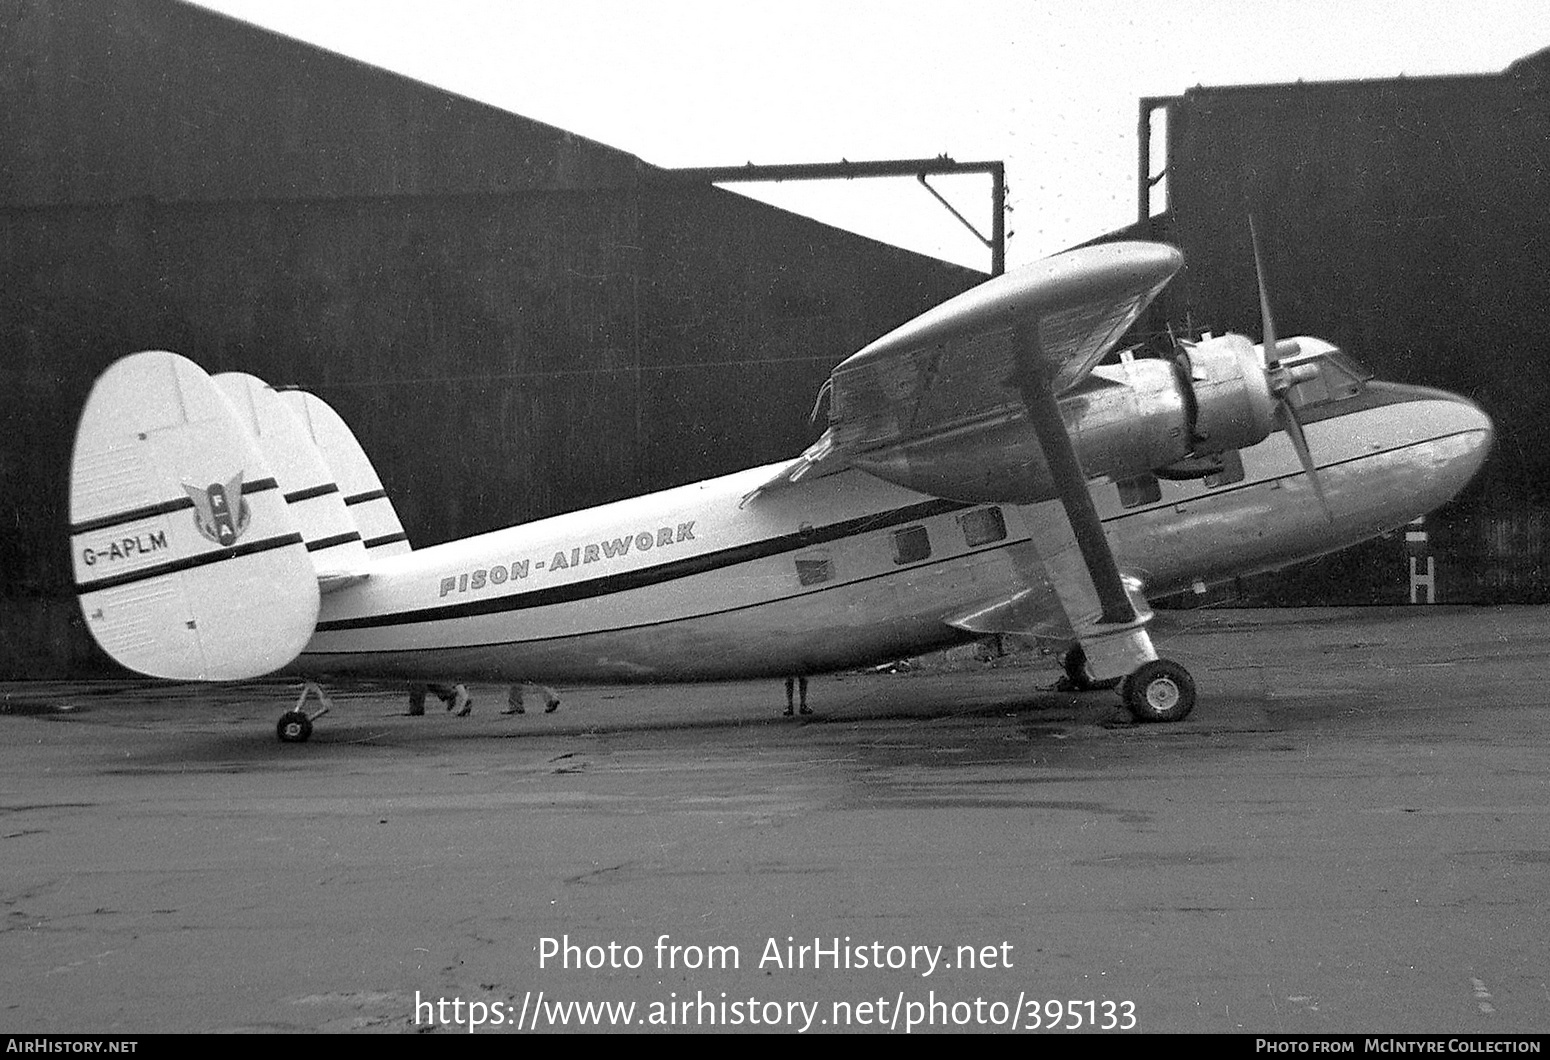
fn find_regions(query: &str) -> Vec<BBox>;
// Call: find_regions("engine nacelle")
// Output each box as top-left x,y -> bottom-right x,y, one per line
852,357 -> 1197,502
1177,334 -> 1278,457
847,336 -> 1289,505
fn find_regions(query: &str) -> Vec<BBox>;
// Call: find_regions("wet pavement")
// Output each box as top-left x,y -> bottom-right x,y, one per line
2,606 -> 1547,1033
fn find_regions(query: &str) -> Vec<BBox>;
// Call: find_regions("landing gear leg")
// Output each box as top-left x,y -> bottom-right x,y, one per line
1122,659 -> 1196,723
1059,645 -> 1122,692
277,681 -> 333,743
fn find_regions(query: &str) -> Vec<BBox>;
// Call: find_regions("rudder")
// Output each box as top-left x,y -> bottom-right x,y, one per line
214,372 -> 371,580
70,351 -> 320,680
280,390 -> 413,559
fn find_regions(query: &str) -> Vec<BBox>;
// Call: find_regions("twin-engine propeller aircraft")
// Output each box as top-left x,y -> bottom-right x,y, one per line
69,240 -> 1493,741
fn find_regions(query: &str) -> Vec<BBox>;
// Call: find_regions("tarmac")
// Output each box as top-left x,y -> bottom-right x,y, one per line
1,605 -> 1547,1034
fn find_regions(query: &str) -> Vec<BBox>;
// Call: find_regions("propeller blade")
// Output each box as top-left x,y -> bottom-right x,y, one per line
1275,397 -> 1332,523
1249,216 -> 1278,367
1250,217 -> 1327,520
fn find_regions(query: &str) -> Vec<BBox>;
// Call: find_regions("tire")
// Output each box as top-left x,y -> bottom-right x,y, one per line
276,710 -> 313,743
1123,659 -> 1196,723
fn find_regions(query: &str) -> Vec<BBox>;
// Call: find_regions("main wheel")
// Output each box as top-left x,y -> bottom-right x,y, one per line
1123,659 -> 1196,723
276,710 -> 313,743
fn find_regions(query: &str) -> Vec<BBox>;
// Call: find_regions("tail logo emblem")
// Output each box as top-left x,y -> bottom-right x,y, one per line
185,472 -> 252,546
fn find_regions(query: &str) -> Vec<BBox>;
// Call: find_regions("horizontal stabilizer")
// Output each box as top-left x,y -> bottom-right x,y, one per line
70,351 -> 320,680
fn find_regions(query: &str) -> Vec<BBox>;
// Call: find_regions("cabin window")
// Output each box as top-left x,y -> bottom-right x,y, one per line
1118,474 -> 1162,508
1204,449 -> 1245,488
892,525 -> 931,565
958,506 -> 1007,547
795,556 -> 833,586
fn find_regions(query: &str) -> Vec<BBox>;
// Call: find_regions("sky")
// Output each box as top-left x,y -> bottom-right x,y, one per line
191,1 -> 1547,271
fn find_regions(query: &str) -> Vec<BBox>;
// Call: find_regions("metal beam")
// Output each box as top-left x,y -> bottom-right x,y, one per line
659,157 -> 1002,183
1136,97 -> 1174,239
657,156 -> 1007,275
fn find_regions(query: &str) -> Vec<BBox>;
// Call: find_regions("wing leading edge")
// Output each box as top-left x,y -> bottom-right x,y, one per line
750,241 -> 1182,498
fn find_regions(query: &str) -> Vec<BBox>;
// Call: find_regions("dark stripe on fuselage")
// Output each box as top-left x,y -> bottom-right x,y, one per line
75,532 -> 305,594
285,483 -> 341,504
306,532 -> 362,552
70,477 -> 281,535
316,497 -> 970,632
345,489 -> 389,506
304,427 -> 1483,660
313,387 -> 1483,638
363,532 -> 410,549
302,427 -> 1475,663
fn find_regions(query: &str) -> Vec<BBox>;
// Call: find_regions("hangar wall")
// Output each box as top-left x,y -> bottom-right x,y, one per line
1139,51 -> 1550,606
0,0 -> 979,677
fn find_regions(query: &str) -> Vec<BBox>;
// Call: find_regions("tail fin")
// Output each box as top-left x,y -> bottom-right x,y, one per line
70,352 -> 319,680
213,372 -> 371,582
279,390 -> 413,560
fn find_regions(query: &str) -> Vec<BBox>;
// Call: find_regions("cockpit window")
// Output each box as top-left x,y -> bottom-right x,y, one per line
1285,348 -> 1371,410
1332,350 -> 1373,381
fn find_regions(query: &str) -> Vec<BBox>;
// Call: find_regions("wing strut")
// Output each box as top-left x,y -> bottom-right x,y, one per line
977,320 -> 1159,685
1010,323 -> 1135,625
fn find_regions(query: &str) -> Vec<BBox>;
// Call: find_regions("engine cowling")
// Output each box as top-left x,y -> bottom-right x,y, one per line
1174,334 -> 1279,458
847,335 -> 1311,504
1158,333 -> 1323,483
850,356 -> 1196,502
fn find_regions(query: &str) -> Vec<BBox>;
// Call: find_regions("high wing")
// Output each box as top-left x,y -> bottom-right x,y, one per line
754,241 -> 1182,494
830,241 -> 1181,452
753,241 -> 1184,683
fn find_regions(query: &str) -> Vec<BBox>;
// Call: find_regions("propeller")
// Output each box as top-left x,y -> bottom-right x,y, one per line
1249,218 -> 1331,523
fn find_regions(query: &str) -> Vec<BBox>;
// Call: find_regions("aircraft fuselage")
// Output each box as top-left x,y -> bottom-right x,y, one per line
299,376 -> 1492,684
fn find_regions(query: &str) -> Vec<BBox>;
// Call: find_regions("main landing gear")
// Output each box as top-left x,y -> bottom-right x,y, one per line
1061,647 -> 1197,724
1120,659 -> 1196,723
1059,645 -> 1121,692
276,682 -> 333,743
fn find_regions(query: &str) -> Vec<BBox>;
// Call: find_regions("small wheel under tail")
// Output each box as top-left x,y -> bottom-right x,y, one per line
276,710 -> 313,743
277,682 -> 331,742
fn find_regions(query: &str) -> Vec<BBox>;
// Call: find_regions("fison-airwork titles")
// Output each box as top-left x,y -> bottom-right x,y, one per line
539,935 -> 1013,978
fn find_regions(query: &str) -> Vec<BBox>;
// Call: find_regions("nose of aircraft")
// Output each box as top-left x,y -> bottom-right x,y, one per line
1318,383 -> 1494,548
1445,391 -> 1495,481
1410,389 -> 1495,513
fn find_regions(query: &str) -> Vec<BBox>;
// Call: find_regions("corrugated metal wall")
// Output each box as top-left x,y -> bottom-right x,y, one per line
0,0 -> 979,677
1143,55 -> 1550,606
